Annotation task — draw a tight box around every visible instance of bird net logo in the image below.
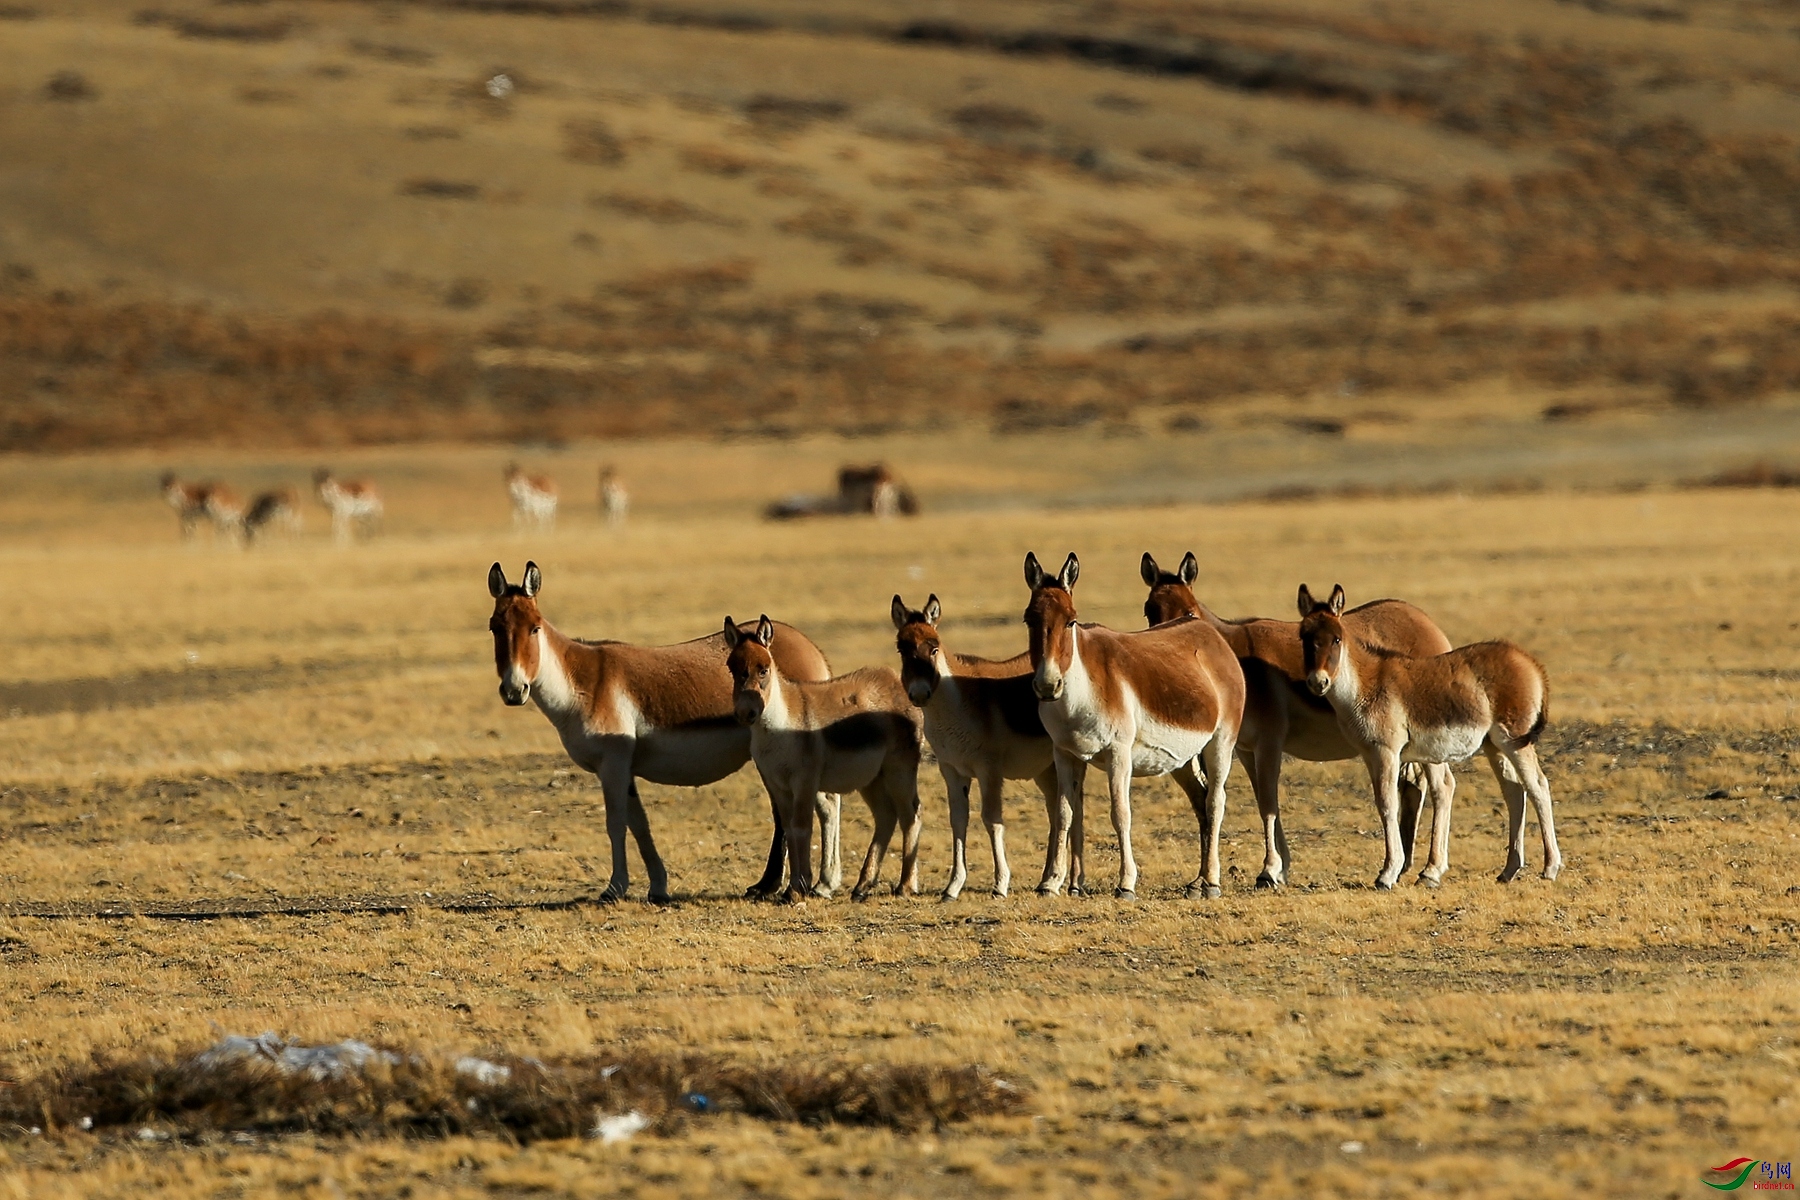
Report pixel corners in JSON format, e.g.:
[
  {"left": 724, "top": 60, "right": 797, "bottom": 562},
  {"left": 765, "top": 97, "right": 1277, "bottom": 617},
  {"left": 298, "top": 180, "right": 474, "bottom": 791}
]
[{"left": 1703, "top": 1159, "right": 1794, "bottom": 1191}]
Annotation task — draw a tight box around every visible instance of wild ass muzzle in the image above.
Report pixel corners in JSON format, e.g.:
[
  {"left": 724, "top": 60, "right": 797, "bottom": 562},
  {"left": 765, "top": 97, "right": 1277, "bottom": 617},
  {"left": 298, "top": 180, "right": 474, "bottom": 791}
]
[
  {"left": 726, "top": 615, "right": 924, "bottom": 904},
  {"left": 892, "top": 594, "right": 1056, "bottom": 899},
  {"left": 1140, "top": 550, "right": 1468, "bottom": 888},
  {"left": 1297, "top": 584, "right": 1562, "bottom": 888},
  {"left": 1024, "top": 552, "right": 1245, "bottom": 899},
  {"left": 488, "top": 562, "right": 843, "bottom": 902}
]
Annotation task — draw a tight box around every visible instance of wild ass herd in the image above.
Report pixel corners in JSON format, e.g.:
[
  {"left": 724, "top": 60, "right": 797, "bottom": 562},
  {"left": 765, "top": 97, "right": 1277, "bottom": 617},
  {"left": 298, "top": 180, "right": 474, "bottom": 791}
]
[{"left": 487, "top": 552, "right": 1562, "bottom": 904}]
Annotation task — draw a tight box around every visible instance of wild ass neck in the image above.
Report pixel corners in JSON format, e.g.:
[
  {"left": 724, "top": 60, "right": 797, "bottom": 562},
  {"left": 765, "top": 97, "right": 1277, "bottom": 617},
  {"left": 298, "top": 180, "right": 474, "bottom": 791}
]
[{"left": 530, "top": 625, "right": 584, "bottom": 722}]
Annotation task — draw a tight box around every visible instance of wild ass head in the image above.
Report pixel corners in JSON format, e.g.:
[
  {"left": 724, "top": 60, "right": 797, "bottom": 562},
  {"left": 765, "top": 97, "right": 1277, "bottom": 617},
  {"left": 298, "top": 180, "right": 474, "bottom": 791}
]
[
  {"left": 723, "top": 614, "right": 777, "bottom": 725},
  {"left": 487, "top": 561, "right": 544, "bottom": 706},
  {"left": 1022, "top": 551, "right": 1080, "bottom": 701},
  {"left": 891, "top": 594, "right": 944, "bottom": 707},
  {"left": 1140, "top": 551, "right": 1201, "bottom": 627},
  {"left": 1295, "top": 583, "right": 1349, "bottom": 696}
]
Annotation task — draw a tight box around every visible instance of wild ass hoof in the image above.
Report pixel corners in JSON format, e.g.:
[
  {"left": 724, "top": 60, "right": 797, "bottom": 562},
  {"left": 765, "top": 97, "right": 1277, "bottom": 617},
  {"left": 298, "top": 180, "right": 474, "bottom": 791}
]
[
  {"left": 1254, "top": 873, "right": 1282, "bottom": 891},
  {"left": 1184, "top": 883, "right": 1222, "bottom": 900},
  {"left": 1541, "top": 864, "right": 1562, "bottom": 882},
  {"left": 1114, "top": 888, "right": 1137, "bottom": 901},
  {"left": 1372, "top": 877, "right": 1395, "bottom": 891},
  {"left": 939, "top": 889, "right": 961, "bottom": 903},
  {"left": 743, "top": 885, "right": 777, "bottom": 901},
  {"left": 808, "top": 882, "right": 836, "bottom": 899},
  {"left": 992, "top": 885, "right": 1009, "bottom": 898},
  {"left": 646, "top": 892, "right": 674, "bottom": 906},
  {"left": 1496, "top": 862, "right": 1523, "bottom": 884},
  {"left": 1416, "top": 874, "right": 1441, "bottom": 890},
  {"left": 778, "top": 888, "right": 808, "bottom": 906}
]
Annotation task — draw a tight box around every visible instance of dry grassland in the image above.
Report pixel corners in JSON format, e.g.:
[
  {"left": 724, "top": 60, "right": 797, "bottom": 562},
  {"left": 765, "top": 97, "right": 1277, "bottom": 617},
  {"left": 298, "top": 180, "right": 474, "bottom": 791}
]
[{"left": 0, "top": 438, "right": 1796, "bottom": 1197}]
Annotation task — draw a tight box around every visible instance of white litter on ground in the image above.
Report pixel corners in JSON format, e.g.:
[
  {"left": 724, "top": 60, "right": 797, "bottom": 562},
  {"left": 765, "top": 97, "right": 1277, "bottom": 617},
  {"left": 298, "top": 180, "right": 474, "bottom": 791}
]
[
  {"left": 454, "top": 1056, "right": 512, "bottom": 1086},
  {"left": 1340, "top": 1140, "right": 1366, "bottom": 1154},
  {"left": 191, "top": 1032, "right": 399, "bottom": 1081},
  {"left": 592, "top": 1110, "right": 651, "bottom": 1144}
]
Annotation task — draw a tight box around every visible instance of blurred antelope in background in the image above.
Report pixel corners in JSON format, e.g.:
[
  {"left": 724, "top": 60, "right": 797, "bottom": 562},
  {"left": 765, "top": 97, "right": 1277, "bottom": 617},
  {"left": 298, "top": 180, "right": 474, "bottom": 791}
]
[
  {"left": 243, "top": 487, "right": 303, "bottom": 545},
  {"left": 599, "top": 465, "right": 628, "bottom": 527},
  {"left": 160, "top": 473, "right": 244, "bottom": 543},
  {"left": 892, "top": 593, "right": 1056, "bottom": 900},
  {"left": 1025, "top": 552, "right": 1245, "bottom": 899},
  {"left": 726, "top": 614, "right": 923, "bottom": 903},
  {"left": 1297, "top": 584, "right": 1562, "bottom": 889},
  {"left": 314, "top": 469, "right": 383, "bottom": 544},
  {"left": 506, "top": 464, "right": 558, "bottom": 531},
  {"left": 1140, "top": 551, "right": 1464, "bottom": 889}
]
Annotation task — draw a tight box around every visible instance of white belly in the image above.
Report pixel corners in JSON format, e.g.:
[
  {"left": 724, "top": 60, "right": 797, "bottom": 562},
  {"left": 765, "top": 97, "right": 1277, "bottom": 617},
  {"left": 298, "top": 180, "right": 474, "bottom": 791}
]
[
  {"left": 1129, "top": 709, "right": 1213, "bottom": 777},
  {"left": 1402, "top": 724, "right": 1487, "bottom": 765}
]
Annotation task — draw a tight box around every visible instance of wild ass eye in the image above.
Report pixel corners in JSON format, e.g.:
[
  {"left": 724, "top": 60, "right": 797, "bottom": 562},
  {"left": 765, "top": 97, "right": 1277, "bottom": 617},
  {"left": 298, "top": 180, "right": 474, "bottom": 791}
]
[{"left": 530, "top": 626, "right": 541, "bottom": 635}]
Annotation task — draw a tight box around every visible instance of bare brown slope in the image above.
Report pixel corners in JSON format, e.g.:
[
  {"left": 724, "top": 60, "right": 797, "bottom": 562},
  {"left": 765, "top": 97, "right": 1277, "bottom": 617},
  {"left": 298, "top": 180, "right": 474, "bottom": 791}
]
[{"left": 2, "top": 0, "right": 1799, "bottom": 449}]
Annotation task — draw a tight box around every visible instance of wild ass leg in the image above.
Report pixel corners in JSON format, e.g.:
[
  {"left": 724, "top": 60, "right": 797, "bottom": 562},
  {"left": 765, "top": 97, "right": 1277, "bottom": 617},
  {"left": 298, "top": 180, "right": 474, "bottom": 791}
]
[
  {"left": 892, "top": 764, "right": 924, "bottom": 897},
  {"left": 780, "top": 781, "right": 817, "bottom": 904},
  {"left": 746, "top": 768, "right": 787, "bottom": 899},
  {"left": 1485, "top": 744, "right": 1530, "bottom": 883},
  {"left": 852, "top": 786, "right": 898, "bottom": 901},
  {"left": 941, "top": 765, "right": 974, "bottom": 901},
  {"left": 1499, "top": 742, "right": 1562, "bottom": 881},
  {"left": 622, "top": 781, "right": 671, "bottom": 903},
  {"left": 595, "top": 757, "right": 636, "bottom": 901},
  {"left": 1038, "top": 751, "right": 1084, "bottom": 895},
  {"left": 1200, "top": 734, "right": 1234, "bottom": 896},
  {"left": 980, "top": 768, "right": 1016, "bottom": 897},
  {"left": 1171, "top": 757, "right": 1215, "bottom": 899},
  {"left": 1415, "top": 764, "right": 1457, "bottom": 887},
  {"left": 1397, "top": 762, "right": 1426, "bottom": 877},
  {"left": 1242, "top": 744, "right": 1289, "bottom": 889},
  {"left": 814, "top": 792, "right": 843, "bottom": 895},
  {"left": 1365, "top": 748, "right": 1408, "bottom": 890},
  {"left": 1104, "top": 744, "right": 1139, "bottom": 899}
]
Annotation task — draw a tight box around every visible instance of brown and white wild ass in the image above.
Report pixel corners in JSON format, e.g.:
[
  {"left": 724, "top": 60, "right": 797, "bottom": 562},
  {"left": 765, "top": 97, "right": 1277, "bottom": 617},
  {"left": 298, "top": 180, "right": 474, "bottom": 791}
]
[
  {"left": 892, "top": 594, "right": 1056, "bottom": 899},
  {"left": 161, "top": 473, "right": 245, "bottom": 542},
  {"left": 243, "top": 487, "right": 303, "bottom": 544},
  {"left": 489, "top": 563, "right": 843, "bottom": 902},
  {"left": 1297, "top": 584, "right": 1562, "bottom": 888},
  {"left": 1140, "top": 551, "right": 1465, "bottom": 888},
  {"left": 599, "top": 466, "right": 628, "bottom": 527},
  {"left": 1024, "top": 552, "right": 1245, "bottom": 899},
  {"left": 725, "top": 615, "right": 924, "bottom": 903},
  {"left": 506, "top": 464, "right": 559, "bottom": 531},
  {"left": 314, "top": 470, "right": 383, "bottom": 544}
]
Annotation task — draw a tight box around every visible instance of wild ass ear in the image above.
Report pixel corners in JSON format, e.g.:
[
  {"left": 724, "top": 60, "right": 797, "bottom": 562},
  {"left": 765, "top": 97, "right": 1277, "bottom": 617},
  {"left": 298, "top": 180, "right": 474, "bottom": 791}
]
[
  {"left": 923, "top": 594, "right": 941, "bottom": 626},
  {"left": 1023, "top": 552, "right": 1045, "bottom": 590},
  {"left": 487, "top": 563, "right": 507, "bottom": 599},
  {"left": 755, "top": 615, "right": 775, "bottom": 646},
  {"left": 1328, "top": 584, "right": 1347, "bottom": 616},
  {"left": 891, "top": 594, "right": 910, "bottom": 630},
  {"left": 1297, "top": 583, "right": 1317, "bottom": 617},
  {"left": 1178, "top": 551, "right": 1199, "bottom": 586},
  {"left": 521, "top": 561, "right": 542, "bottom": 598},
  {"left": 722, "top": 616, "right": 742, "bottom": 648},
  {"left": 1139, "top": 553, "right": 1160, "bottom": 587},
  {"left": 1058, "top": 553, "right": 1080, "bottom": 592}
]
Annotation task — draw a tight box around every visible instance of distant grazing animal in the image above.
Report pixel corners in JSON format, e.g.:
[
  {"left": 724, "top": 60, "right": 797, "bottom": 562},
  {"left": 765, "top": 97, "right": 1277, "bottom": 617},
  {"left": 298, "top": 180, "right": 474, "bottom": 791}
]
[
  {"left": 892, "top": 593, "right": 1055, "bottom": 899},
  {"left": 599, "top": 466, "right": 628, "bottom": 527},
  {"left": 160, "top": 473, "right": 245, "bottom": 542},
  {"left": 765, "top": 462, "right": 919, "bottom": 520},
  {"left": 1140, "top": 551, "right": 1468, "bottom": 888},
  {"left": 313, "top": 470, "right": 383, "bottom": 544},
  {"left": 725, "top": 614, "right": 924, "bottom": 903},
  {"left": 1025, "top": 552, "right": 1245, "bottom": 899},
  {"left": 489, "top": 562, "right": 843, "bottom": 902},
  {"left": 506, "top": 464, "right": 559, "bottom": 531},
  {"left": 1296, "top": 584, "right": 1562, "bottom": 888},
  {"left": 243, "top": 487, "right": 303, "bottom": 544}
]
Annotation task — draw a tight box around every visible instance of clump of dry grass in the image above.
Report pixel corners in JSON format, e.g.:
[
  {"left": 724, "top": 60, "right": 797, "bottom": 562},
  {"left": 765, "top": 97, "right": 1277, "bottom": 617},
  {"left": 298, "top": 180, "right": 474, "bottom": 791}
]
[{"left": 0, "top": 1040, "right": 1026, "bottom": 1141}]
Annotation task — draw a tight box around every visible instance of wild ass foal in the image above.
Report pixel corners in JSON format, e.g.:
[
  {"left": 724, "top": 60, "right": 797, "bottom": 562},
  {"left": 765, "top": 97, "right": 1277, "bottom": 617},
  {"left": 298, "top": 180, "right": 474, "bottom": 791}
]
[
  {"left": 488, "top": 563, "right": 843, "bottom": 901},
  {"left": 892, "top": 594, "right": 1056, "bottom": 899},
  {"left": 1140, "top": 551, "right": 1460, "bottom": 887},
  {"left": 726, "top": 615, "right": 924, "bottom": 903},
  {"left": 1024, "top": 553, "right": 1245, "bottom": 899},
  {"left": 1297, "top": 584, "right": 1563, "bottom": 888}
]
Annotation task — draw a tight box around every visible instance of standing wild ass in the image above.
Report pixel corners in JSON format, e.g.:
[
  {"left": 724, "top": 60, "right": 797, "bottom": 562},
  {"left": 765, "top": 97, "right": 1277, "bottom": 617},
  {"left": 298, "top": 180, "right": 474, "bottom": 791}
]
[
  {"left": 1296, "top": 584, "right": 1562, "bottom": 888},
  {"left": 892, "top": 594, "right": 1056, "bottom": 899},
  {"left": 1024, "top": 552, "right": 1245, "bottom": 899},
  {"left": 488, "top": 563, "right": 843, "bottom": 901},
  {"left": 161, "top": 474, "right": 245, "bottom": 542},
  {"left": 725, "top": 615, "right": 924, "bottom": 903},
  {"left": 1140, "top": 551, "right": 1464, "bottom": 887}
]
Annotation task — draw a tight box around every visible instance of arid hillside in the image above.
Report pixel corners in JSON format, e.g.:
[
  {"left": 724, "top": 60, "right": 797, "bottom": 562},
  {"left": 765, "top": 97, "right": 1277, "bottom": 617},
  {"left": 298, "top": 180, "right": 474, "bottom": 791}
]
[{"left": 3, "top": 0, "right": 1800, "bottom": 449}]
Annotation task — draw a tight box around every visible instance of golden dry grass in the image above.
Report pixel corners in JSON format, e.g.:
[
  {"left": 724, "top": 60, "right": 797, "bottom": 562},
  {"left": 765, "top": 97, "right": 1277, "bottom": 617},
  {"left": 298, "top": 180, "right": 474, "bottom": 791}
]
[{"left": 0, "top": 436, "right": 1796, "bottom": 1196}]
